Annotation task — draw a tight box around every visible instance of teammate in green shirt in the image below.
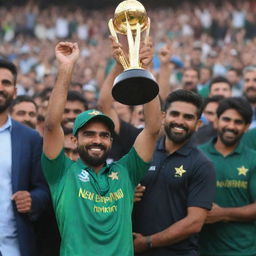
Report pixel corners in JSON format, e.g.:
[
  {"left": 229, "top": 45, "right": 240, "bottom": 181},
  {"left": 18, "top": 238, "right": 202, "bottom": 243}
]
[
  {"left": 41, "top": 41, "right": 161, "bottom": 256},
  {"left": 199, "top": 97, "right": 256, "bottom": 256},
  {"left": 242, "top": 127, "right": 256, "bottom": 150}
]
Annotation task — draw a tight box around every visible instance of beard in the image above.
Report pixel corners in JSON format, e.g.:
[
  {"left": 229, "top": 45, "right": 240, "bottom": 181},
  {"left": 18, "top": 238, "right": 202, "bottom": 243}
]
[
  {"left": 164, "top": 122, "right": 193, "bottom": 144},
  {"left": 61, "top": 118, "right": 75, "bottom": 129},
  {"left": 77, "top": 143, "right": 110, "bottom": 167},
  {"left": 183, "top": 82, "right": 197, "bottom": 92},
  {"left": 244, "top": 87, "right": 256, "bottom": 104},
  {"left": 218, "top": 128, "right": 242, "bottom": 147},
  {"left": 0, "top": 91, "right": 13, "bottom": 113},
  {"left": 22, "top": 120, "right": 36, "bottom": 129}
]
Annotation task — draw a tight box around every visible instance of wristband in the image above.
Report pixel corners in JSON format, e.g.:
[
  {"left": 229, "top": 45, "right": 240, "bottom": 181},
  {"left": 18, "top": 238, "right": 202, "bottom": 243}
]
[{"left": 145, "top": 236, "right": 152, "bottom": 249}]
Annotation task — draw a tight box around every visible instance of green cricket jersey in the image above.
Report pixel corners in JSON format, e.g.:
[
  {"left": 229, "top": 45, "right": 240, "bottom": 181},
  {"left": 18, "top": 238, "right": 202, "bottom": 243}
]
[
  {"left": 242, "top": 128, "right": 256, "bottom": 150},
  {"left": 199, "top": 139, "right": 256, "bottom": 256},
  {"left": 41, "top": 147, "right": 149, "bottom": 256}
]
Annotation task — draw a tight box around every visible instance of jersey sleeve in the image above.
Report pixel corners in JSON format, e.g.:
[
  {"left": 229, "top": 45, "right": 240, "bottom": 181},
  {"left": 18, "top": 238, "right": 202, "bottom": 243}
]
[
  {"left": 41, "top": 149, "right": 72, "bottom": 186},
  {"left": 187, "top": 160, "right": 216, "bottom": 210}
]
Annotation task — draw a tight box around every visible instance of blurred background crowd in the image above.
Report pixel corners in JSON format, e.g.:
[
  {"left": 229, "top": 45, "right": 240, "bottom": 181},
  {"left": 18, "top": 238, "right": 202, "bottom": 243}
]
[
  {"left": 1, "top": 0, "right": 256, "bottom": 255},
  {"left": 1, "top": 0, "right": 256, "bottom": 108}
]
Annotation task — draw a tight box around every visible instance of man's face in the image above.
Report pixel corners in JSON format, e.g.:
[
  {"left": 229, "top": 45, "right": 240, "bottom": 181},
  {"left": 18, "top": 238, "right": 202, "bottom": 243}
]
[
  {"left": 210, "top": 82, "right": 232, "bottom": 98},
  {"left": 200, "top": 68, "right": 211, "bottom": 84},
  {"left": 11, "top": 101, "right": 37, "bottom": 129},
  {"left": 163, "top": 101, "right": 201, "bottom": 144},
  {"left": 227, "top": 70, "right": 239, "bottom": 84},
  {"left": 217, "top": 109, "right": 248, "bottom": 147},
  {"left": 64, "top": 134, "right": 79, "bottom": 161},
  {"left": 0, "top": 68, "right": 16, "bottom": 113},
  {"left": 243, "top": 71, "right": 256, "bottom": 104},
  {"left": 76, "top": 121, "right": 112, "bottom": 168},
  {"left": 182, "top": 69, "right": 199, "bottom": 92},
  {"left": 203, "top": 102, "right": 219, "bottom": 124},
  {"left": 62, "top": 100, "right": 85, "bottom": 129}
]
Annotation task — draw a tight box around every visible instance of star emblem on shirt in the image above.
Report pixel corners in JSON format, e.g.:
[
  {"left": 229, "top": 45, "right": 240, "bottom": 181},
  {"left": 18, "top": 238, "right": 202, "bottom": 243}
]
[
  {"left": 174, "top": 165, "right": 186, "bottom": 177},
  {"left": 237, "top": 166, "right": 248, "bottom": 176},
  {"left": 108, "top": 172, "right": 119, "bottom": 180},
  {"left": 89, "top": 110, "right": 101, "bottom": 116}
]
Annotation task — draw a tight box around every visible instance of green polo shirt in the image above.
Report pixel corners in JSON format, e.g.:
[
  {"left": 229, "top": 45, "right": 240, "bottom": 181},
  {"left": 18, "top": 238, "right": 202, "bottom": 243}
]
[
  {"left": 241, "top": 128, "right": 256, "bottom": 150},
  {"left": 41, "top": 147, "right": 149, "bottom": 256},
  {"left": 199, "top": 139, "right": 256, "bottom": 256},
  {"left": 198, "top": 84, "right": 209, "bottom": 98}
]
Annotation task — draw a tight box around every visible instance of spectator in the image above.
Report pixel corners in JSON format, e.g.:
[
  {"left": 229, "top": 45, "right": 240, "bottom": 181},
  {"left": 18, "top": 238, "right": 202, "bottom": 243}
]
[
  {"left": 0, "top": 59, "right": 50, "bottom": 256},
  {"left": 242, "top": 66, "right": 256, "bottom": 129},
  {"left": 182, "top": 67, "right": 200, "bottom": 93},
  {"left": 10, "top": 95, "right": 38, "bottom": 129},
  {"left": 62, "top": 90, "right": 88, "bottom": 129},
  {"left": 209, "top": 76, "right": 232, "bottom": 98},
  {"left": 193, "top": 95, "right": 224, "bottom": 145},
  {"left": 227, "top": 68, "right": 242, "bottom": 96}
]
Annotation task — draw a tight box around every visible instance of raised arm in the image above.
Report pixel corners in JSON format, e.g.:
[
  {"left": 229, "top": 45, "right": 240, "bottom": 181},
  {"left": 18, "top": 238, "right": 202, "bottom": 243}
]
[
  {"left": 158, "top": 44, "right": 174, "bottom": 102},
  {"left": 133, "top": 39, "right": 162, "bottom": 162},
  {"left": 97, "top": 59, "right": 123, "bottom": 134},
  {"left": 43, "top": 42, "right": 79, "bottom": 159}
]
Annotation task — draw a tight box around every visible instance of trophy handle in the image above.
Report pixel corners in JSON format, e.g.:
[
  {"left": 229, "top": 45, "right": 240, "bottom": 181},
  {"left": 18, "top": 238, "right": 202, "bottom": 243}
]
[
  {"left": 108, "top": 19, "right": 129, "bottom": 70},
  {"left": 144, "top": 17, "right": 150, "bottom": 44}
]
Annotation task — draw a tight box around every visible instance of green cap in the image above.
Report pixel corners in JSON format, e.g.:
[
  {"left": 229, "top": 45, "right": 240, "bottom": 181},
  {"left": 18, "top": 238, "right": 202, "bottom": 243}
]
[{"left": 72, "top": 109, "right": 115, "bottom": 136}]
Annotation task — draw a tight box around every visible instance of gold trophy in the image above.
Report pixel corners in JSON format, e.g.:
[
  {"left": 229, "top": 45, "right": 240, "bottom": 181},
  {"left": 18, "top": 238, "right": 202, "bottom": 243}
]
[{"left": 109, "top": 0, "right": 159, "bottom": 105}]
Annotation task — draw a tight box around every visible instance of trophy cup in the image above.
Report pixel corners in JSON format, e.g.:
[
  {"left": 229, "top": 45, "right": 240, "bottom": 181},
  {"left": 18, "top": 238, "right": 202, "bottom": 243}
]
[{"left": 108, "top": 0, "right": 159, "bottom": 105}]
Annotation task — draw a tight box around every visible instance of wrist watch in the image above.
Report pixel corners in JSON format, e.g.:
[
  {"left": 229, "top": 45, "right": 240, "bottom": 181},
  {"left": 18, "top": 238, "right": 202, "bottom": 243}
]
[{"left": 145, "top": 236, "right": 153, "bottom": 249}]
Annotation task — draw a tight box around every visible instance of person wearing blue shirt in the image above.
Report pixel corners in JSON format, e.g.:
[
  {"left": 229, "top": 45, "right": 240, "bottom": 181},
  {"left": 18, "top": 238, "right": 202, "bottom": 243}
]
[{"left": 0, "top": 59, "right": 50, "bottom": 256}]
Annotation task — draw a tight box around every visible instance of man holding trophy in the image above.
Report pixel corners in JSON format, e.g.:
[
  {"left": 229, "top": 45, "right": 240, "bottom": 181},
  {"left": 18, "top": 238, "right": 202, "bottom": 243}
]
[{"left": 41, "top": 1, "right": 161, "bottom": 255}]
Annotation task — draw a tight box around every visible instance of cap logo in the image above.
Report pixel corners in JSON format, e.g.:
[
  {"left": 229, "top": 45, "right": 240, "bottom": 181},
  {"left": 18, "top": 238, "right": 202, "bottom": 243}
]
[
  {"left": 89, "top": 110, "right": 101, "bottom": 116},
  {"left": 174, "top": 165, "right": 186, "bottom": 177}
]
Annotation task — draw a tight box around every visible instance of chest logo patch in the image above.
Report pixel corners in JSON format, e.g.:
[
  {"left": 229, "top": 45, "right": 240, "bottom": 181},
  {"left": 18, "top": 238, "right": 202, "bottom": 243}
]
[
  {"left": 237, "top": 166, "right": 248, "bottom": 176},
  {"left": 174, "top": 165, "right": 186, "bottom": 177},
  {"left": 78, "top": 170, "right": 90, "bottom": 182},
  {"left": 149, "top": 166, "right": 156, "bottom": 171},
  {"left": 108, "top": 172, "right": 119, "bottom": 180}
]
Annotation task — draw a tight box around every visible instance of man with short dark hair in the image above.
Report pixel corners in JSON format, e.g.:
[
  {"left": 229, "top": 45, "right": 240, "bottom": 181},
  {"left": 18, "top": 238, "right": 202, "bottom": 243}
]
[
  {"left": 193, "top": 95, "right": 224, "bottom": 145},
  {"left": 10, "top": 95, "right": 38, "bottom": 129},
  {"left": 199, "top": 97, "right": 256, "bottom": 256},
  {"left": 202, "top": 95, "right": 224, "bottom": 124},
  {"left": 62, "top": 90, "right": 88, "bottom": 129},
  {"left": 41, "top": 41, "right": 161, "bottom": 256},
  {"left": 243, "top": 65, "right": 256, "bottom": 128},
  {"left": 182, "top": 67, "right": 200, "bottom": 93},
  {"left": 209, "top": 76, "right": 232, "bottom": 98},
  {"left": 227, "top": 68, "right": 242, "bottom": 96},
  {"left": 0, "top": 59, "right": 49, "bottom": 256},
  {"left": 132, "top": 89, "right": 215, "bottom": 256}
]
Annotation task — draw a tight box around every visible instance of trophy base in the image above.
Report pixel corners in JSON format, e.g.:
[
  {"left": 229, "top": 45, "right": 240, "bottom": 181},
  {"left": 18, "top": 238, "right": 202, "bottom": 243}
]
[{"left": 112, "top": 69, "right": 159, "bottom": 105}]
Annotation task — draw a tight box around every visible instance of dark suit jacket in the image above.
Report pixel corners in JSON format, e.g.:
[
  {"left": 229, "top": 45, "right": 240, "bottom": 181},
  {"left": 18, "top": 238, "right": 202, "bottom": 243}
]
[{"left": 11, "top": 119, "right": 50, "bottom": 256}]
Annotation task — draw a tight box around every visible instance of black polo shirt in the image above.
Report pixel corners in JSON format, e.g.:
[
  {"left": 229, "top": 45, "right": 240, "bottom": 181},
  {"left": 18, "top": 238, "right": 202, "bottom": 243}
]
[
  {"left": 132, "top": 137, "right": 216, "bottom": 256},
  {"left": 107, "top": 119, "right": 142, "bottom": 163}
]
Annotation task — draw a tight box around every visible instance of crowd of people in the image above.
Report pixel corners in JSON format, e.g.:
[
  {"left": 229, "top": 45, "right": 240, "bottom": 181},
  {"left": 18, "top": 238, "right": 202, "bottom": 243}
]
[
  {"left": 0, "top": 1, "right": 256, "bottom": 98},
  {"left": 1, "top": 0, "right": 256, "bottom": 256}
]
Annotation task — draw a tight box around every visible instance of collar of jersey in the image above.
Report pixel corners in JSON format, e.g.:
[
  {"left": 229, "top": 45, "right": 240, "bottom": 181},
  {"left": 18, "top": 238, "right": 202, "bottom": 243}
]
[
  {"left": 209, "top": 137, "right": 243, "bottom": 156},
  {"left": 157, "top": 136, "right": 195, "bottom": 156},
  {"left": 76, "top": 158, "right": 111, "bottom": 196}
]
